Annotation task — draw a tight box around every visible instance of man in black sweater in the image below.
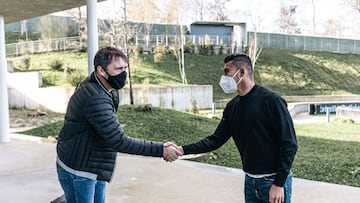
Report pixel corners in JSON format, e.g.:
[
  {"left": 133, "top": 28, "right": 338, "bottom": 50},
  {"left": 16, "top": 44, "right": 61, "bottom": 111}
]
[{"left": 177, "top": 54, "right": 298, "bottom": 203}]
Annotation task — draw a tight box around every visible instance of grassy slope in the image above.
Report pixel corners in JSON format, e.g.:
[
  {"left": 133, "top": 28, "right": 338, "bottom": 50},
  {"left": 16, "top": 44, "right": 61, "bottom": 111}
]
[{"left": 8, "top": 48, "right": 360, "bottom": 101}]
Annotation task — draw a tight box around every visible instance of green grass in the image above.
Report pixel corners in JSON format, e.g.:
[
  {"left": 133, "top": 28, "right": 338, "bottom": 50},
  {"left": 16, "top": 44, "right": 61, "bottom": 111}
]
[
  {"left": 8, "top": 48, "right": 360, "bottom": 101},
  {"left": 9, "top": 51, "right": 88, "bottom": 87},
  {"left": 20, "top": 105, "right": 360, "bottom": 187}
]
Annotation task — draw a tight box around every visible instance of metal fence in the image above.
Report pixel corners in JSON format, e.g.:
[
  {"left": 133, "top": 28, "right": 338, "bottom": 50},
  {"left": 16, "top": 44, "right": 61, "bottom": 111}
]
[
  {"left": 5, "top": 32, "right": 360, "bottom": 57},
  {"left": 5, "top": 36, "right": 85, "bottom": 56},
  {"left": 5, "top": 34, "right": 233, "bottom": 57},
  {"left": 250, "top": 32, "right": 360, "bottom": 54}
]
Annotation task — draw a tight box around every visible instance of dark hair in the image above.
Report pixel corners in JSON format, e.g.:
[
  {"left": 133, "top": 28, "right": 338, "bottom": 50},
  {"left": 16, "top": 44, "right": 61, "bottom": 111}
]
[
  {"left": 224, "top": 53, "right": 253, "bottom": 76},
  {"left": 93, "top": 47, "right": 128, "bottom": 70}
]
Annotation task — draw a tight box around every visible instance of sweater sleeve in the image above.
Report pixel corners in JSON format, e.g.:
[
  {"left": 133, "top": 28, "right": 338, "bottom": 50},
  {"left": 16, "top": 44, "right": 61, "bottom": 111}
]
[
  {"left": 270, "top": 97, "right": 298, "bottom": 186},
  {"left": 84, "top": 95, "right": 163, "bottom": 157},
  {"left": 182, "top": 108, "right": 232, "bottom": 155}
]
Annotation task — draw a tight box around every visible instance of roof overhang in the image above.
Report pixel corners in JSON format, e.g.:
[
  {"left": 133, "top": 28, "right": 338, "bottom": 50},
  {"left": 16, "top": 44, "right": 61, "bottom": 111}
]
[
  {"left": 0, "top": 0, "right": 107, "bottom": 24},
  {"left": 191, "top": 21, "right": 246, "bottom": 26}
]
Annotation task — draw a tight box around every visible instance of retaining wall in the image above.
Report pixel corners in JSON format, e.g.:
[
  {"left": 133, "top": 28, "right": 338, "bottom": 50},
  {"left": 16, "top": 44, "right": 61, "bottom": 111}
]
[
  {"left": 7, "top": 72, "right": 213, "bottom": 113},
  {"left": 336, "top": 107, "right": 360, "bottom": 121}
]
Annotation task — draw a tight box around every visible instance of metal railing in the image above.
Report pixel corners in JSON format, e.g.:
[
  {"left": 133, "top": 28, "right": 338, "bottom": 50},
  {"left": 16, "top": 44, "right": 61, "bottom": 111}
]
[
  {"left": 250, "top": 32, "right": 360, "bottom": 54},
  {"left": 5, "top": 32, "right": 360, "bottom": 57},
  {"left": 5, "top": 34, "right": 233, "bottom": 57}
]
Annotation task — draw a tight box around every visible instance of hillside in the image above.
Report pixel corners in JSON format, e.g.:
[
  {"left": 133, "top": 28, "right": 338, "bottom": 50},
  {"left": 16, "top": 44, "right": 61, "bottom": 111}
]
[{"left": 8, "top": 48, "right": 360, "bottom": 101}]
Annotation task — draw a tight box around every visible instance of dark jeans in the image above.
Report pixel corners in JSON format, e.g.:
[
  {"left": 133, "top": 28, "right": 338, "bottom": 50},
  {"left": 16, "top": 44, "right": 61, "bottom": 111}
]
[
  {"left": 244, "top": 173, "right": 292, "bottom": 203},
  {"left": 57, "top": 168, "right": 106, "bottom": 203}
]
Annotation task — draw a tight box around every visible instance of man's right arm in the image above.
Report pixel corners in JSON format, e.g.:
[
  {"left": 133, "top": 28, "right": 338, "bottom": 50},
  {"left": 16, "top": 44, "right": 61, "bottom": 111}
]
[{"left": 84, "top": 95, "right": 164, "bottom": 157}]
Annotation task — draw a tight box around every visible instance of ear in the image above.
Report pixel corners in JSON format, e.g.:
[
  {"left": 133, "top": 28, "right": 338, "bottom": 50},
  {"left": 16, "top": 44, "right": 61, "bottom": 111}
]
[
  {"left": 240, "top": 67, "right": 245, "bottom": 77},
  {"left": 96, "top": 66, "right": 107, "bottom": 77}
]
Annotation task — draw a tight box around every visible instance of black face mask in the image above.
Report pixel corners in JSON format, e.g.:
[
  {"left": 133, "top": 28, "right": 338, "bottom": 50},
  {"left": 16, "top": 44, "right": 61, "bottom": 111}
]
[{"left": 106, "top": 71, "right": 127, "bottom": 89}]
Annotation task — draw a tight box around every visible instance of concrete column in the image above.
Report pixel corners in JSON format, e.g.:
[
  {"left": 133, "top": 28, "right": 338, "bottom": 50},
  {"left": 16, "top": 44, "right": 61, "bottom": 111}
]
[
  {"left": 87, "top": 0, "right": 98, "bottom": 75},
  {"left": 0, "top": 16, "right": 10, "bottom": 143}
]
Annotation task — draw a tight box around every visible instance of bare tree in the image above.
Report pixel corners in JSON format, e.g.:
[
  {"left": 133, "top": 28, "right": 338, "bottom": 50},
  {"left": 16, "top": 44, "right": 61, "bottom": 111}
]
[
  {"left": 40, "top": 16, "right": 68, "bottom": 39},
  {"left": 101, "top": 0, "right": 136, "bottom": 104},
  {"left": 311, "top": 0, "right": 316, "bottom": 34},
  {"left": 122, "top": 0, "right": 135, "bottom": 104},
  {"left": 278, "top": 5, "right": 300, "bottom": 34},
  {"left": 163, "top": 0, "right": 188, "bottom": 84},
  {"left": 343, "top": 0, "right": 360, "bottom": 12},
  {"left": 66, "top": 7, "right": 87, "bottom": 48},
  {"left": 97, "top": 0, "right": 123, "bottom": 48},
  {"left": 323, "top": 19, "right": 342, "bottom": 36},
  {"left": 162, "top": 0, "right": 186, "bottom": 24},
  {"left": 127, "top": 0, "right": 159, "bottom": 36},
  {"left": 171, "top": 26, "right": 188, "bottom": 85},
  {"left": 190, "top": 0, "right": 211, "bottom": 21},
  {"left": 209, "top": 0, "right": 230, "bottom": 21},
  {"left": 248, "top": 25, "right": 262, "bottom": 71}
]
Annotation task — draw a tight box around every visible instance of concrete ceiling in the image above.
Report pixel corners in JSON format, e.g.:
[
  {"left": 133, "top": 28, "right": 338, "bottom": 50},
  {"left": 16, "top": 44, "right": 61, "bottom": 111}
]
[{"left": 0, "top": 0, "right": 106, "bottom": 24}]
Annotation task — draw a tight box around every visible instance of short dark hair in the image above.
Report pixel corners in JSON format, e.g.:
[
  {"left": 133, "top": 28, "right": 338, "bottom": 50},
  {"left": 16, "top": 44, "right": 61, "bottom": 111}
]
[
  {"left": 224, "top": 53, "right": 253, "bottom": 75},
  {"left": 94, "top": 47, "right": 128, "bottom": 70}
]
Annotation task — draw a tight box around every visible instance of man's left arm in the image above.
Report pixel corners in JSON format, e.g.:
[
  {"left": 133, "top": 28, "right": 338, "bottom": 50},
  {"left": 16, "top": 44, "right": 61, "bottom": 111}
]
[{"left": 272, "top": 97, "right": 298, "bottom": 187}]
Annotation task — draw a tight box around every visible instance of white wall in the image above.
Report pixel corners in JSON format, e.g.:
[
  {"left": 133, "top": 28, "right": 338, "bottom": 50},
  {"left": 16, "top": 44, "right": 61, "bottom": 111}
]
[{"left": 7, "top": 72, "right": 213, "bottom": 113}]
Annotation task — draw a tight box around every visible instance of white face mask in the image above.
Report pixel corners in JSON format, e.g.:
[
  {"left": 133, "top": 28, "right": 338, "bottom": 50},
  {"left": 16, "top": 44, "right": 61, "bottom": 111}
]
[{"left": 219, "top": 69, "right": 240, "bottom": 94}]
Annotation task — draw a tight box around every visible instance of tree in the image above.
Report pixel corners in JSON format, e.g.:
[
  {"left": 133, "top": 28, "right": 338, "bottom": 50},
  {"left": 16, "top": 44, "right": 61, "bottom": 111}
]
[
  {"left": 122, "top": 0, "right": 135, "bottom": 104},
  {"left": 127, "top": 0, "right": 159, "bottom": 35},
  {"left": 343, "top": 0, "right": 360, "bottom": 12},
  {"left": 66, "top": 7, "right": 87, "bottom": 44},
  {"left": 99, "top": 0, "right": 136, "bottom": 104},
  {"left": 311, "top": 0, "right": 316, "bottom": 34},
  {"left": 98, "top": 0, "right": 124, "bottom": 48},
  {"left": 209, "top": 0, "right": 230, "bottom": 21},
  {"left": 172, "top": 25, "right": 188, "bottom": 85},
  {"left": 278, "top": 5, "right": 300, "bottom": 34},
  {"left": 40, "top": 16, "right": 68, "bottom": 39},
  {"left": 161, "top": 0, "right": 188, "bottom": 84},
  {"left": 248, "top": 26, "right": 262, "bottom": 71},
  {"left": 189, "top": 0, "right": 231, "bottom": 22},
  {"left": 162, "top": 0, "right": 186, "bottom": 24},
  {"left": 323, "top": 19, "right": 342, "bottom": 36},
  {"left": 190, "top": 0, "right": 211, "bottom": 21}
]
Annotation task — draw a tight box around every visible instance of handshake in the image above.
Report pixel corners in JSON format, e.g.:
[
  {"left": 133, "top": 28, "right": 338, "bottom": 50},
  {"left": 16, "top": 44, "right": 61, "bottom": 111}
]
[{"left": 163, "top": 142, "right": 184, "bottom": 162}]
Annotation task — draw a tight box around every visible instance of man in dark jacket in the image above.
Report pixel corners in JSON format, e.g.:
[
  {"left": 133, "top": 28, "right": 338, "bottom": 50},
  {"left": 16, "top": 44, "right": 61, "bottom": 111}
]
[
  {"left": 56, "top": 47, "right": 181, "bottom": 203},
  {"left": 176, "top": 54, "right": 298, "bottom": 203}
]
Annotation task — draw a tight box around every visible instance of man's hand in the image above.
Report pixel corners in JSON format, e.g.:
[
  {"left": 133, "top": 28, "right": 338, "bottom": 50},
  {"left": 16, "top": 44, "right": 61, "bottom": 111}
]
[
  {"left": 269, "top": 184, "right": 284, "bottom": 203},
  {"left": 163, "top": 142, "right": 183, "bottom": 162}
]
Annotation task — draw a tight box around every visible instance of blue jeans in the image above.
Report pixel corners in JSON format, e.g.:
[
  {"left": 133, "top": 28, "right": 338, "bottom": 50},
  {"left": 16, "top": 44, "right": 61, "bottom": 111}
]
[
  {"left": 244, "top": 173, "right": 292, "bottom": 203},
  {"left": 57, "top": 168, "right": 106, "bottom": 203}
]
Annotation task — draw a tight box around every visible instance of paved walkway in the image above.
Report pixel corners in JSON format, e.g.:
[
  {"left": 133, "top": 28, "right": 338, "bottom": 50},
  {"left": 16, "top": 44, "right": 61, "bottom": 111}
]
[{"left": 1, "top": 133, "right": 360, "bottom": 203}]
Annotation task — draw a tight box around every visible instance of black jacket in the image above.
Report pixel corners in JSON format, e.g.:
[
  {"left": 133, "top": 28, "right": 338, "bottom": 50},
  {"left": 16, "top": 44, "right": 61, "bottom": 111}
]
[
  {"left": 56, "top": 72, "right": 163, "bottom": 182},
  {"left": 183, "top": 85, "right": 297, "bottom": 187}
]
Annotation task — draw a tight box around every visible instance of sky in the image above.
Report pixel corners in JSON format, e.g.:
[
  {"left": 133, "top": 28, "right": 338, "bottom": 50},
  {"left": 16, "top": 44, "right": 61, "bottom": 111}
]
[
  {"left": 226, "top": 0, "right": 359, "bottom": 38},
  {"left": 55, "top": 0, "right": 360, "bottom": 39}
]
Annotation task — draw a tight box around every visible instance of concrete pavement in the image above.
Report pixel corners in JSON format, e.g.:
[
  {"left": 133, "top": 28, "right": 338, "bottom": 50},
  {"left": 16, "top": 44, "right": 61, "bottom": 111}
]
[{"left": 1, "top": 133, "right": 360, "bottom": 203}]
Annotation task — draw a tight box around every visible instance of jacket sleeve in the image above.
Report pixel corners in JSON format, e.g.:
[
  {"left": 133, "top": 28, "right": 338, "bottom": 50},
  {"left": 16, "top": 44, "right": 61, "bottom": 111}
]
[
  {"left": 270, "top": 97, "right": 298, "bottom": 186},
  {"left": 182, "top": 108, "right": 232, "bottom": 155},
  {"left": 83, "top": 94, "right": 163, "bottom": 157}
]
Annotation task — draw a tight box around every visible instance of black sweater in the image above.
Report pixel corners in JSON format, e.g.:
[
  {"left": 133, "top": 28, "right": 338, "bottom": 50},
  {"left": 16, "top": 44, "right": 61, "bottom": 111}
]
[
  {"left": 56, "top": 72, "right": 163, "bottom": 182},
  {"left": 182, "top": 85, "right": 298, "bottom": 186}
]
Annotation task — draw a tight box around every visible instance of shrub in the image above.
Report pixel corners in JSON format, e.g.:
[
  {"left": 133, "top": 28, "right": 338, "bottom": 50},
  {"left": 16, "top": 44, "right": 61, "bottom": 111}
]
[
  {"left": 21, "top": 57, "right": 31, "bottom": 70},
  {"left": 49, "top": 59, "right": 63, "bottom": 71},
  {"left": 189, "top": 97, "right": 199, "bottom": 114},
  {"left": 66, "top": 69, "right": 86, "bottom": 86},
  {"left": 153, "top": 45, "right": 168, "bottom": 63}
]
